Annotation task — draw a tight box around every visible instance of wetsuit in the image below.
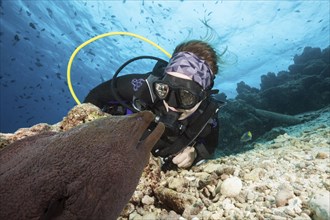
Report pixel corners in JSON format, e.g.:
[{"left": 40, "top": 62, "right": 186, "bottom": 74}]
[{"left": 84, "top": 62, "right": 220, "bottom": 169}]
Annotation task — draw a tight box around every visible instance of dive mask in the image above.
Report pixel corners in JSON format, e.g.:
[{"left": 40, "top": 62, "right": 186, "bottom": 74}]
[{"left": 153, "top": 74, "right": 207, "bottom": 109}]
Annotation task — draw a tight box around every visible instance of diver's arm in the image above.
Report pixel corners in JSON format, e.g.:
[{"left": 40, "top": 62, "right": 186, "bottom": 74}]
[
  {"left": 171, "top": 117, "right": 219, "bottom": 168},
  {"left": 84, "top": 80, "right": 113, "bottom": 108},
  {"left": 84, "top": 73, "right": 150, "bottom": 109},
  {"left": 171, "top": 120, "right": 218, "bottom": 169}
]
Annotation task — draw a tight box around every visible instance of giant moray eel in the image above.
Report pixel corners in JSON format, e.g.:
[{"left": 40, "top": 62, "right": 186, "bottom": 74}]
[{"left": 0, "top": 111, "right": 164, "bottom": 220}]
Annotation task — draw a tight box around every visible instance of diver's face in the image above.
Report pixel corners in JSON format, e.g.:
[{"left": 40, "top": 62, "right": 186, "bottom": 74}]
[
  {"left": 164, "top": 72, "right": 199, "bottom": 111},
  {"left": 153, "top": 73, "right": 207, "bottom": 110}
]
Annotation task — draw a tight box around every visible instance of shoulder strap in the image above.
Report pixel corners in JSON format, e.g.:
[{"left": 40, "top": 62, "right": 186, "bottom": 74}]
[{"left": 153, "top": 98, "right": 225, "bottom": 157}]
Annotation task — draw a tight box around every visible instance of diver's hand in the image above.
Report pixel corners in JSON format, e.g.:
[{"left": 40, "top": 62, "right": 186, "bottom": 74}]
[{"left": 172, "top": 146, "right": 197, "bottom": 169}]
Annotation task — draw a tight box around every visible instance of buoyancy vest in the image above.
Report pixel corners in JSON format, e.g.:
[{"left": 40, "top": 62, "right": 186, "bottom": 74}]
[{"left": 151, "top": 97, "right": 226, "bottom": 157}]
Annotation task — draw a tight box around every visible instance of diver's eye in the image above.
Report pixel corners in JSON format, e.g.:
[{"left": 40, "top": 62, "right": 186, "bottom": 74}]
[
  {"left": 154, "top": 83, "right": 169, "bottom": 99},
  {"left": 179, "top": 89, "right": 197, "bottom": 107}
]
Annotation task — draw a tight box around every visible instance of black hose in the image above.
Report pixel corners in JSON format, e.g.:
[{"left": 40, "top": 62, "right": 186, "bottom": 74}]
[{"left": 110, "top": 56, "right": 167, "bottom": 112}]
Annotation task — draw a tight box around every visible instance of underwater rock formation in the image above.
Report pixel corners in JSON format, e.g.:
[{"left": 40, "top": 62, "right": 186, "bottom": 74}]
[
  {"left": 0, "top": 102, "right": 329, "bottom": 220},
  {"left": 215, "top": 99, "right": 306, "bottom": 156},
  {"left": 59, "top": 102, "right": 108, "bottom": 131},
  {"left": 216, "top": 46, "right": 329, "bottom": 155},
  {"left": 0, "top": 108, "right": 164, "bottom": 220},
  {"left": 236, "top": 46, "right": 330, "bottom": 115},
  {"left": 0, "top": 103, "right": 109, "bottom": 149}
]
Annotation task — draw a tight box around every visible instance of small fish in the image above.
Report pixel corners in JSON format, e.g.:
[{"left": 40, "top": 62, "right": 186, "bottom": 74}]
[
  {"left": 35, "top": 62, "right": 43, "bottom": 67},
  {"left": 14, "top": 34, "right": 20, "bottom": 42},
  {"left": 240, "top": 131, "right": 252, "bottom": 143},
  {"left": 100, "top": 74, "right": 105, "bottom": 82},
  {"left": 26, "top": 116, "right": 34, "bottom": 123},
  {"left": 29, "top": 22, "right": 36, "bottom": 29},
  {"left": 46, "top": 8, "right": 53, "bottom": 18},
  {"left": 56, "top": 72, "right": 62, "bottom": 79}
]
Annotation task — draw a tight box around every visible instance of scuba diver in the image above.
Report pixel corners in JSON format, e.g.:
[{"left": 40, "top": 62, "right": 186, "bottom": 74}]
[{"left": 84, "top": 40, "right": 225, "bottom": 171}]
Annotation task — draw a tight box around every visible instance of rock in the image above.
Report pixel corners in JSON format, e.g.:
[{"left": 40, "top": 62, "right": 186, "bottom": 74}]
[
  {"left": 308, "top": 191, "right": 330, "bottom": 220},
  {"left": 129, "top": 211, "right": 142, "bottom": 220},
  {"left": 294, "top": 47, "right": 322, "bottom": 65},
  {"left": 193, "top": 172, "right": 212, "bottom": 188},
  {"left": 0, "top": 103, "right": 109, "bottom": 149},
  {"left": 222, "top": 198, "right": 236, "bottom": 210},
  {"left": 294, "top": 213, "right": 312, "bottom": 219},
  {"left": 243, "top": 167, "right": 265, "bottom": 181},
  {"left": 131, "top": 191, "right": 144, "bottom": 204},
  {"left": 141, "top": 212, "right": 157, "bottom": 220},
  {"left": 220, "top": 176, "right": 243, "bottom": 197},
  {"left": 233, "top": 46, "right": 330, "bottom": 118},
  {"left": 289, "top": 63, "right": 304, "bottom": 74},
  {"left": 182, "top": 201, "right": 204, "bottom": 218},
  {"left": 203, "top": 163, "right": 223, "bottom": 174},
  {"left": 168, "top": 176, "right": 188, "bottom": 192},
  {"left": 0, "top": 123, "right": 53, "bottom": 149},
  {"left": 275, "top": 184, "right": 295, "bottom": 207},
  {"left": 121, "top": 203, "right": 135, "bottom": 217},
  {"left": 141, "top": 195, "right": 154, "bottom": 206},
  {"left": 200, "top": 210, "right": 212, "bottom": 220},
  {"left": 302, "top": 59, "right": 327, "bottom": 75},
  {"left": 246, "top": 190, "right": 256, "bottom": 201},
  {"left": 316, "top": 152, "right": 329, "bottom": 159},
  {"left": 210, "top": 211, "right": 224, "bottom": 220},
  {"left": 154, "top": 186, "right": 197, "bottom": 214},
  {"left": 60, "top": 103, "right": 108, "bottom": 131}
]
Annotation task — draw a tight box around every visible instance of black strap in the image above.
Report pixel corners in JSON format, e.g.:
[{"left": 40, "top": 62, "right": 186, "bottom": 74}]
[
  {"left": 111, "top": 56, "right": 168, "bottom": 113},
  {"left": 153, "top": 98, "right": 225, "bottom": 157}
]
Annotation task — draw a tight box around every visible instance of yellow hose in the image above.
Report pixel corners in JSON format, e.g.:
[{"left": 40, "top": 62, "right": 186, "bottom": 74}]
[{"left": 67, "top": 31, "right": 171, "bottom": 105}]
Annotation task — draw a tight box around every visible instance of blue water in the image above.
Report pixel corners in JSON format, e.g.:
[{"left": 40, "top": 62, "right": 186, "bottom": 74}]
[{"left": 1, "top": 0, "right": 329, "bottom": 133}]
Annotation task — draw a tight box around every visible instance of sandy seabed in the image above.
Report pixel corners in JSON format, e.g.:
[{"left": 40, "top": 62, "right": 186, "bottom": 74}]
[
  {"left": 0, "top": 104, "right": 328, "bottom": 219},
  {"left": 119, "top": 108, "right": 330, "bottom": 220}
]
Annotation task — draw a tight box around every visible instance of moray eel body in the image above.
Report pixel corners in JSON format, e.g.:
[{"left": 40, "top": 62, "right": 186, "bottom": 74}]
[{"left": 0, "top": 111, "right": 164, "bottom": 220}]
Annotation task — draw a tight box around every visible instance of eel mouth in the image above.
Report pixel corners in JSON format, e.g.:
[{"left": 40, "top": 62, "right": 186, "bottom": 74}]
[{"left": 137, "top": 111, "right": 165, "bottom": 150}]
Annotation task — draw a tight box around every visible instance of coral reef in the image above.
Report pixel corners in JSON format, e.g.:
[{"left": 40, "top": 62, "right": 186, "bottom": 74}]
[
  {"left": 0, "top": 103, "right": 108, "bottom": 149},
  {"left": 216, "top": 46, "right": 330, "bottom": 155},
  {"left": 236, "top": 46, "right": 329, "bottom": 115},
  {"left": 118, "top": 109, "right": 330, "bottom": 219},
  {"left": 1, "top": 105, "right": 329, "bottom": 220}
]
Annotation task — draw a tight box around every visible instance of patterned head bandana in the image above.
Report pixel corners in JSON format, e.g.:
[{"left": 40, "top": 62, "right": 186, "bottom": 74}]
[{"left": 164, "top": 51, "right": 214, "bottom": 90}]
